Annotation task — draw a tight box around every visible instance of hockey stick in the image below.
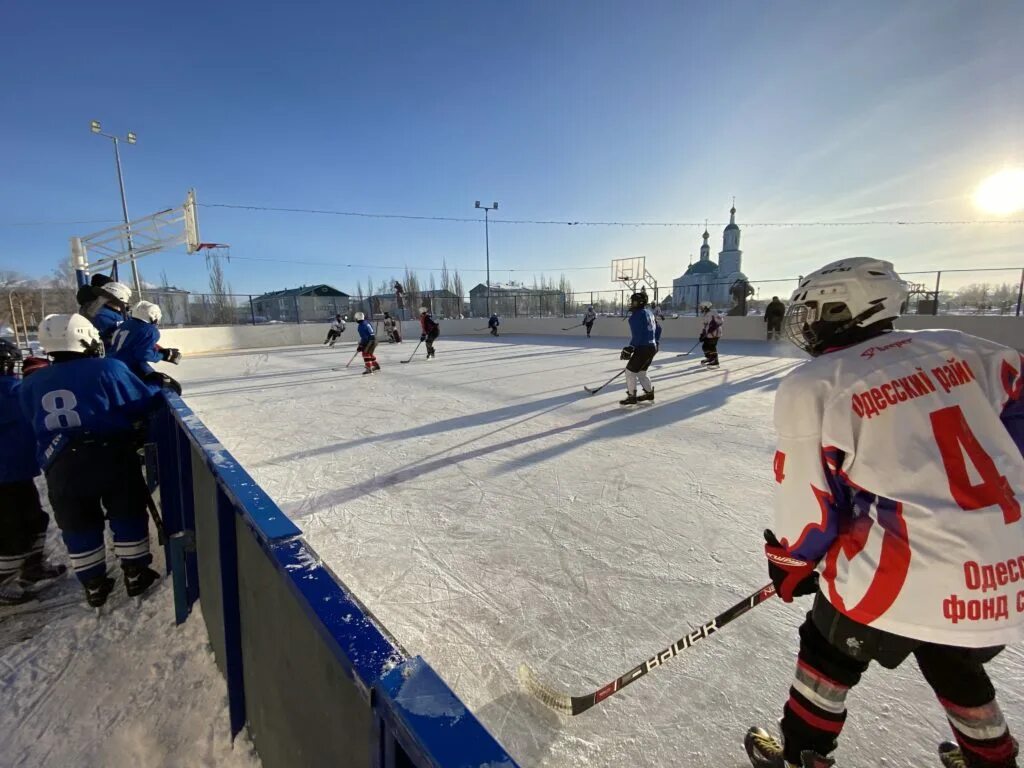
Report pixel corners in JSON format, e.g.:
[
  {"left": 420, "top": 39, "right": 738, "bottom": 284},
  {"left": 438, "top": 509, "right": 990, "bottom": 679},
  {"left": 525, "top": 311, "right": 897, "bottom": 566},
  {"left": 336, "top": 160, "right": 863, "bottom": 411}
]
[
  {"left": 583, "top": 368, "right": 625, "bottom": 394},
  {"left": 518, "top": 583, "right": 776, "bottom": 716},
  {"left": 400, "top": 339, "right": 424, "bottom": 363},
  {"left": 474, "top": 326, "right": 489, "bottom": 331},
  {"left": 344, "top": 349, "right": 360, "bottom": 368},
  {"left": 676, "top": 340, "right": 702, "bottom": 357},
  {"left": 561, "top": 323, "right": 583, "bottom": 331},
  {"left": 143, "top": 488, "right": 167, "bottom": 547}
]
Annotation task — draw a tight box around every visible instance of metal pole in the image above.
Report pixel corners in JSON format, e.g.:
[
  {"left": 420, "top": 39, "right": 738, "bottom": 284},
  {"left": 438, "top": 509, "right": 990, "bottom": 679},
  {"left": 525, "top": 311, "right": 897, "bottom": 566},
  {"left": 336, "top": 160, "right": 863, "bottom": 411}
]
[
  {"left": 250, "top": 296, "right": 256, "bottom": 325},
  {"left": 8, "top": 293, "right": 21, "bottom": 348},
  {"left": 485, "top": 208, "right": 491, "bottom": 316},
  {"left": 1016, "top": 268, "right": 1023, "bottom": 318},
  {"left": 934, "top": 271, "right": 941, "bottom": 316},
  {"left": 111, "top": 138, "right": 142, "bottom": 297}
]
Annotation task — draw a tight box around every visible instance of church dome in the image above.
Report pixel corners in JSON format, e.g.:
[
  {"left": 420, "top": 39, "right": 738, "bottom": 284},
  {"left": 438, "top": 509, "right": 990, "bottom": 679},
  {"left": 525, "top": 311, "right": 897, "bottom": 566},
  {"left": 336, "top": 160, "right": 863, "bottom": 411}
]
[
  {"left": 684, "top": 260, "right": 718, "bottom": 275},
  {"left": 724, "top": 206, "right": 739, "bottom": 232}
]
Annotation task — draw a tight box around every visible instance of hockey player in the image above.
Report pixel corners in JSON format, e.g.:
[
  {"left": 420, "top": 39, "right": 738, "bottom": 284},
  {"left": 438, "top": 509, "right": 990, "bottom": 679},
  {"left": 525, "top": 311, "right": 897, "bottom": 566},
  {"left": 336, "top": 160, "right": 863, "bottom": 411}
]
[
  {"left": 355, "top": 311, "right": 379, "bottom": 374},
  {"left": 19, "top": 314, "right": 169, "bottom": 608},
  {"left": 324, "top": 314, "right": 346, "bottom": 346},
  {"left": 745, "top": 258, "right": 1024, "bottom": 768},
  {"left": 583, "top": 306, "right": 597, "bottom": 337},
  {"left": 619, "top": 292, "right": 657, "bottom": 405},
  {"left": 419, "top": 307, "right": 440, "bottom": 359},
  {"left": 698, "top": 301, "right": 723, "bottom": 368},
  {"left": 382, "top": 311, "right": 401, "bottom": 343},
  {"left": 0, "top": 340, "right": 65, "bottom": 606},
  {"left": 76, "top": 273, "right": 114, "bottom": 316},
  {"left": 488, "top": 313, "right": 500, "bottom": 336},
  {"left": 764, "top": 295, "right": 786, "bottom": 341},
  {"left": 83, "top": 281, "right": 132, "bottom": 351},
  {"left": 109, "top": 301, "right": 182, "bottom": 393}
]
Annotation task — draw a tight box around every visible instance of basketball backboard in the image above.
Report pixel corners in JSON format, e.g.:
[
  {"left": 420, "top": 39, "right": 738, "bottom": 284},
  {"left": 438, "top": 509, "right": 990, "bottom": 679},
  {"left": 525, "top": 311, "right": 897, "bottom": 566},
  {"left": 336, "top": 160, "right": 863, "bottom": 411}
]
[{"left": 611, "top": 257, "right": 646, "bottom": 285}]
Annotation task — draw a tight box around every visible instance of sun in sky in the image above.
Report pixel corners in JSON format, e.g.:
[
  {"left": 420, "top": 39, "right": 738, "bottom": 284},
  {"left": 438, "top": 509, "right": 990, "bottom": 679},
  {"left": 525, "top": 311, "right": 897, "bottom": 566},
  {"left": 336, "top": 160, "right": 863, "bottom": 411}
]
[{"left": 973, "top": 168, "right": 1024, "bottom": 215}]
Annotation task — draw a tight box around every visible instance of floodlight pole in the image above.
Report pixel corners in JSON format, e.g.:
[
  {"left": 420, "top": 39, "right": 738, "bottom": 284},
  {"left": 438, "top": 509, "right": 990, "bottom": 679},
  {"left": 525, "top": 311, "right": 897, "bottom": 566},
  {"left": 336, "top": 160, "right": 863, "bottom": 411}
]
[
  {"left": 475, "top": 201, "right": 498, "bottom": 316},
  {"left": 92, "top": 122, "right": 142, "bottom": 297}
]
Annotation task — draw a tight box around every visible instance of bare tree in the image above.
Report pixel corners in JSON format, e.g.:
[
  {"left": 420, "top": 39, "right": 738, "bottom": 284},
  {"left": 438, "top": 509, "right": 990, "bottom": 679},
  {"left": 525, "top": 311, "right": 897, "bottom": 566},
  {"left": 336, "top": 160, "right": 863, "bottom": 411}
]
[{"left": 205, "top": 249, "right": 235, "bottom": 324}]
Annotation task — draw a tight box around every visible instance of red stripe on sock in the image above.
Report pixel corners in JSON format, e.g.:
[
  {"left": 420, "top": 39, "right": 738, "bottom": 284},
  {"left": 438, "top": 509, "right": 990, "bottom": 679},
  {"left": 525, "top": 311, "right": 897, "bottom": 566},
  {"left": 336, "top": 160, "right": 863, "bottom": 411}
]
[
  {"left": 787, "top": 696, "right": 844, "bottom": 735},
  {"left": 796, "top": 659, "right": 849, "bottom": 691}
]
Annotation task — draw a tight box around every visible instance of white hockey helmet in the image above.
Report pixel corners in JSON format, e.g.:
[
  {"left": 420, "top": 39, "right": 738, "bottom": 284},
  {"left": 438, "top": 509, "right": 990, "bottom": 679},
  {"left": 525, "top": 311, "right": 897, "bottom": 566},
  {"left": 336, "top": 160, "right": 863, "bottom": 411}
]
[
  {"left": 131, "top": 300, "right": 162, "bottom": 324},
  {"left": 419, "top": 306, "right": 428, "bottom": 314},
  {"left": 98, "top": 281, "right": 132, "bottom": 307},
  {"left": 698, "top": 301, "right": 713, "bottom": 313},
  {"left": 354, "top": 311, "right": 365, "bottom": 321},
  {"left": 785, "top": 257, "right": 908, "bottom": 356},
  {"left": 39, "top": 313, "right": 104, "bottom": 357}
]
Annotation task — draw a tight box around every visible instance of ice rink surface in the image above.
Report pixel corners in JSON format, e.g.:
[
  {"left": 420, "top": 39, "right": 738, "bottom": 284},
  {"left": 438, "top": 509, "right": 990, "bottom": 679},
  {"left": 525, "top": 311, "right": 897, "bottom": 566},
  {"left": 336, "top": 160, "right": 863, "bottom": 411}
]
[{"left": 177, "top": 334, "right": 1023, "bottom": 768}]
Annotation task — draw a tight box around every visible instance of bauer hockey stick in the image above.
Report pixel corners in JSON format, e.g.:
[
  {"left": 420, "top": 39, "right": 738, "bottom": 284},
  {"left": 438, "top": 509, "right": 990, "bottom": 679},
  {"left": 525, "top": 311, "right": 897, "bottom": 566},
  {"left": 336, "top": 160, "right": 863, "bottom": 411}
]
[
  {"left": 400, "top": 339, "right": 423, "bottom": 363},
  {"left": 519, "top": 582, "right": 776, "bottom": 716},
  {"left": 583, "top": 368, "right": 625, "bottom": 394}
]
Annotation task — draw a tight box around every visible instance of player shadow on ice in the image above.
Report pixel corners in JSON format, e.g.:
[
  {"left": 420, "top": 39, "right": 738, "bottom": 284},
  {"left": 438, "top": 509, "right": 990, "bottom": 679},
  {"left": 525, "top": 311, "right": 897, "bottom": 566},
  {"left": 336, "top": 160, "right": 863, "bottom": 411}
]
[
  {"left": 434, "top": 347, "right": 591, "bottom": 369},
  {"left": 279, "top": 401, "right": 631, "bottom": 516},
  {"left": 265, "top": 389, "right": 589, "bottom": 464},
  {"left": 490, "top": 361, "right": 798, "bottom": 477}
]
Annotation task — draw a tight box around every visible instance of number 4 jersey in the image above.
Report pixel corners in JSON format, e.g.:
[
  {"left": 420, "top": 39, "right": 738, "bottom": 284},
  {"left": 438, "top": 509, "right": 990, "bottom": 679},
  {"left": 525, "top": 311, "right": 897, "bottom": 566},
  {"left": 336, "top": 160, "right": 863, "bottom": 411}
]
[
  {"left": 18, "top": 357, "right": 156, "bottom": 468},
  {"left": 773, "top": 328, "right": 1024, "bottom": 647}
]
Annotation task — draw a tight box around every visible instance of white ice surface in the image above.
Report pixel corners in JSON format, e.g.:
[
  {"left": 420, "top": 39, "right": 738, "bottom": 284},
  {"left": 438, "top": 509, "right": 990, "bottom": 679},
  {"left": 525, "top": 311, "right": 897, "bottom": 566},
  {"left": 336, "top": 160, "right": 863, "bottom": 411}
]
[
  {"left": 0, "top": 509, "right": 260, "bottom": 768},
  {"left": 176, "top": 335, "right": 1023, "bottom": 768}
]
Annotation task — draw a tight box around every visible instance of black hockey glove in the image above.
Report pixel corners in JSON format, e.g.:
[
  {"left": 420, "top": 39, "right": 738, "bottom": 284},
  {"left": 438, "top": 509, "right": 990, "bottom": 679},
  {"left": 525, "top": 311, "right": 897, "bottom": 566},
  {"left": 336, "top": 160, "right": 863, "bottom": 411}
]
[
  {"left": 145, "top": 371, "right": 182, "bottom": 396},
  {"left": 620, "top": 345, "right": 634, "bottom": 361},
  {"left": 420, "top": 334, "right": 426, "bottom": 342},
  {"left": 160, "top": 347, "right": 182, "bottom": 364},
  {"left": 699, "top": 332, "right": 707, "bottom": 343},
  {"left": 356, "top": 344, "right": 365, "bottom": 353},
  {"left": 764, "top": 529, "right": 818, "bottom": 603}
]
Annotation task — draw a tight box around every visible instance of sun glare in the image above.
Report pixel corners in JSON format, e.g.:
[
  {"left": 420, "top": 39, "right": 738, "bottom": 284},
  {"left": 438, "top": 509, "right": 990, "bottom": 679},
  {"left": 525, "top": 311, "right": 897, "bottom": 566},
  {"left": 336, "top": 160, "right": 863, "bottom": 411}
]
[{"left": 973, "top": 168, "right": 1024, "bottom": 215}]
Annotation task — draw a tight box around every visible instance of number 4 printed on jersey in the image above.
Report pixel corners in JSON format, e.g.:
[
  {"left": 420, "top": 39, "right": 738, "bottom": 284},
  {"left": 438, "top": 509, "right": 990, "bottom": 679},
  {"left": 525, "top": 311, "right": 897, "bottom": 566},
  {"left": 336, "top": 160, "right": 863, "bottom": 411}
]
[{"left": 930, "top": 405, "right": 1021, "bottom": 525}]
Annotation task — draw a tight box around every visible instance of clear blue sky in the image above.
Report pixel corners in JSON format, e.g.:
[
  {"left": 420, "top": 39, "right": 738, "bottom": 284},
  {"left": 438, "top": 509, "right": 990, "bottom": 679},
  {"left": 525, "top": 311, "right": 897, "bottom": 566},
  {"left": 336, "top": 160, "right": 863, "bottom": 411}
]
[{"left": 1, "top": 0, "right": 1022, "bottom": 298}]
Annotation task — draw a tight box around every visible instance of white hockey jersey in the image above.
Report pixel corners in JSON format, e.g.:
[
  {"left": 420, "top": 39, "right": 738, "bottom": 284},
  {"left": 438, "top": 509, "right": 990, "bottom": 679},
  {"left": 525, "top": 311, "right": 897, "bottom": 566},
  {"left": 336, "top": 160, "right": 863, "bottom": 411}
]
[
  {"left": 772, "top": 329, "right": 1024, "bottom": 647},
  {"left": 702, "top": 311, "right": 724, "bottom": 339},
  {"left": 330, "top": 319, "right": 346, "bottom": 333}
]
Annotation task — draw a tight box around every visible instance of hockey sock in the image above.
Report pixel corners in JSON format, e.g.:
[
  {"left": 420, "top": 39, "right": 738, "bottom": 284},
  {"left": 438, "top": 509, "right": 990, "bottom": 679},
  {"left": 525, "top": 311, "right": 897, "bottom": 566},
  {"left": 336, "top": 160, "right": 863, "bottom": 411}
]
[
  {"left": 637, "top": 371, "right": 653, "bottom": 391},
  {"left": 62, "top": 528, "right": 107, "bottom": 584},
  {"left": 625, "top": 369, "right": 638, "bottom": 393},
  {"left": 780, "top": 618, "right": 866, "bottom": 764},
  {"left": 109, "top": 514, "right": 152, "bottom": 571},
  {"left": 917, "top": 645, "right": 1017, "bottom": 767}
]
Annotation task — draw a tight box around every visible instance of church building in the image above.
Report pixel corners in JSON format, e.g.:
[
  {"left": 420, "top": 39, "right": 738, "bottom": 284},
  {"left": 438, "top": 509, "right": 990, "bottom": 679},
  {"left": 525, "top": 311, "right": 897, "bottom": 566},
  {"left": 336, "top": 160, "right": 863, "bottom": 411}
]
[{"left": 672, "top": 204, "right": 747, "bottom": 310}]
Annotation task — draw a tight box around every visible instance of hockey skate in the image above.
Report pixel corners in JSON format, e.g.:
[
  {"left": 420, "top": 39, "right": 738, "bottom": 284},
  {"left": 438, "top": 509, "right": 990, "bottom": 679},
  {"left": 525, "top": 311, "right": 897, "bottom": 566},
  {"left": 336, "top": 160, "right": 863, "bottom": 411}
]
[
  {"left": 123, "top": 564, "right": 160, "bottom": 599},
  {"left": 637, "top": 387, "right": 654, "bottom": 402},
  {"left": 84, "top": 575, "right": 116, "bottom": 608},
  {"left": 745, "top": 727, "right": 834, "bottom": 768},
  {"left": 20, "top": 553, "right": 68, "bottom": 589},
  {"left": 363, "top": 368, "right": 373, "bottom": 375},
  {"left": 939, "top": 739, "right": 1020, "bottom": 768},
  {"left": 372, "top": 362, "right": 380, "bottom": 371},
  {"left": 0, "top": 573, "right": 34, "bottom": 606},
  {"left": 620, "top": 392, "right": 639, "bottom": 406}
]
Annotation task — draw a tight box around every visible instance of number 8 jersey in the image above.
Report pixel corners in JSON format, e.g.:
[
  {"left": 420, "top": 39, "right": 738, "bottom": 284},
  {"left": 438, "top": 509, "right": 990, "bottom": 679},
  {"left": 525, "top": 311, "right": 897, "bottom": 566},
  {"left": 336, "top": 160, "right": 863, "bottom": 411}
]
[
  {"left": 772, "top": 328, "right": 1024, "bottom": 647},
  {"left": 18, "top": 356, "right": 156, "bottom": 468}
]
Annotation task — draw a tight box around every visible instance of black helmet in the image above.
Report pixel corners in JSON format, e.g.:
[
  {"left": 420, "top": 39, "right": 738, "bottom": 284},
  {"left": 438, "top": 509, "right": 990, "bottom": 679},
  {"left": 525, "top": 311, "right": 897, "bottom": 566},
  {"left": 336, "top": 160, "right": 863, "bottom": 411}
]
[{"left": 629, "top": 292, "right": 648, "bottom": 310}]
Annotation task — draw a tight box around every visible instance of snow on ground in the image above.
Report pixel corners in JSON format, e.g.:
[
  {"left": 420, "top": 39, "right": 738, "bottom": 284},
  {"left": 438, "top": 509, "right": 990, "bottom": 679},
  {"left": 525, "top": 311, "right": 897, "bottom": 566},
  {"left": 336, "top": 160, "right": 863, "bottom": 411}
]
[
  {"left": 0, "top": 492, "right": 260, "bottom": 768},
  {"left": 176, "top": 335, "right": 1023, "bottom": 768}
]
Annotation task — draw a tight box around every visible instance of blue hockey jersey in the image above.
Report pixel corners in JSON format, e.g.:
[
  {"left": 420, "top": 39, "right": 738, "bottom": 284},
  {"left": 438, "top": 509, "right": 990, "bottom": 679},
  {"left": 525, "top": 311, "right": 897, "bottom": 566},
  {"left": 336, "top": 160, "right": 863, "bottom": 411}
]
[
  {"left": 109, "top": 317, "right": 162, "bottom": 377},
  {"left": 628, "top": 308, "right": 656, "bottom": 348},
  {"left": 358, "top": 319, "right": 376, "bottom": 344},
  {"left": 0, "top": 376, "right": 40, "bottom": 482},
  {"left": 92, "top": 305, "right": 126, "bottom": 349},
  {"left": 19, "top": 357, "right": 156, "bottom": 467}
]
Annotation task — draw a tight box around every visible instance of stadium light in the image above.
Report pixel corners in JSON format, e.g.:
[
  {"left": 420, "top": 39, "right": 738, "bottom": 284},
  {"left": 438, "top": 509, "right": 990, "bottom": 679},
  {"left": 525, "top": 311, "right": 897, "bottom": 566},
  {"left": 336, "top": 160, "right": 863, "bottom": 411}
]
[
  {"left": 90, "top": 120, "right": 142, "bottom": 295},
  {"left": 474, "top": 201, "right": 499, "bottom": 316}
]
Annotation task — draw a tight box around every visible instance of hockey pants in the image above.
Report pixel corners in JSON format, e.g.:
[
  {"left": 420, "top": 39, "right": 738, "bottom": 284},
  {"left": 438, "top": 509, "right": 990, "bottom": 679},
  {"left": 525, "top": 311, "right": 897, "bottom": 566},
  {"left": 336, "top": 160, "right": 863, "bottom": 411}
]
[
  {"left": 490, "top": 327, "right": 499, "bottom": 336},
  {"left": 425, "top": 330, "right": 439, "bottom": 356},
  {"left": 325, "top": 330, "right": 341, "bottom": 345},
  {"left": 361, "top": 339, "right": 378, "bottom": 370},
  {"left": 0, "top": 480, "right": 50, "bottom": 579},
  {"left": 45, "top": 439, "right": 152, "bottom": 585},
  {"left": 766, "top": 319, "right": 782, "bottom": 341},
  {"left": 624, "top": 345, "right": 657, "bottom": 395},
  {"left": 701, "top": 338, "right": 719, "bottom": 364},
  {"left": 585, "top": 321, "right": 594, "bottom": 337},
  {"left": 780, "top": 598, "right": 1016, "bottom": 767}
]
